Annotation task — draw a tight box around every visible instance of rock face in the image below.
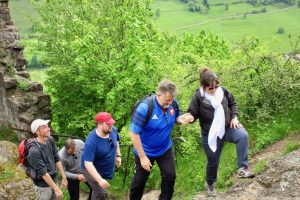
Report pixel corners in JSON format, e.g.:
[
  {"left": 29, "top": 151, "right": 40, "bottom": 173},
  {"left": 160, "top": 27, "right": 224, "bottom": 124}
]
[
  {"left": 0, "top": 0, "right": 51, "bottom": 140},
  {"left": 0, "top": 140, "right": 18, "bottom": 165},
  {"left": 193, "top": 148, "right": 300, "bottom": 200},
  {"left": 0, "top": 141, "right": 35, "bottom": 200}
]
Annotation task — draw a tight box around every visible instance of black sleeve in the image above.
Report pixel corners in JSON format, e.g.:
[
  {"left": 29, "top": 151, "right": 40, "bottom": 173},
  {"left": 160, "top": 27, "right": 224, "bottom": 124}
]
[
  {"left": 49, "top": 136, "right": 60, "bottom": 163},
  {"left": 223, "top": 87, "right": 238, "bottom": 119},
  {"left": 28, "top": 147, "right": 47, "bottom": 177},
  {"left": 187, "top": 90, "right": 201, "bottom": 122}
]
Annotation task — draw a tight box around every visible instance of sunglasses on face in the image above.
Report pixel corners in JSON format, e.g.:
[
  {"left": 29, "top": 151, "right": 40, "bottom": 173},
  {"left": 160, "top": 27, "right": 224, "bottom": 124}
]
[{"left": 207, "top": 85, "right": 219, "bottom": 91}]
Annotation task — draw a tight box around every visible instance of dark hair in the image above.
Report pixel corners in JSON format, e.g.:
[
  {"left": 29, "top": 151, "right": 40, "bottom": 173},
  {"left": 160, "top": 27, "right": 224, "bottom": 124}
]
[
  {"left": 64, "top": 138, "right": 76, "bottom": 150},
  {"left": 199, "top": 68, "right": 219, "bottom": 87}
]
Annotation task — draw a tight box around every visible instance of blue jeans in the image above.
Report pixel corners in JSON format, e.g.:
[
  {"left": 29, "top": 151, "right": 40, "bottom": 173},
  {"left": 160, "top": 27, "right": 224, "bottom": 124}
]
[{"left": 202, "top": 127, "right": 249, "bottom": 185}]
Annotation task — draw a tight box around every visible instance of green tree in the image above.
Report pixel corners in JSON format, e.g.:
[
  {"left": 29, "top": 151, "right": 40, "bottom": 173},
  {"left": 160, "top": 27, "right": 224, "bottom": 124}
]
[
  {"left": 277, "top": 27, "right": 285, "bottom": 34},
  {"left": 155, "top": 8, "right": 160, "bottom": 17},
  {"left": 188, "top": 0, "right": 195, "bottom": 12},
  {"left": 33, "top": 0, "right": 170, "bottom": 136},
  {"left": 225, "top": 3, "right": 229, "bottom": 10}
]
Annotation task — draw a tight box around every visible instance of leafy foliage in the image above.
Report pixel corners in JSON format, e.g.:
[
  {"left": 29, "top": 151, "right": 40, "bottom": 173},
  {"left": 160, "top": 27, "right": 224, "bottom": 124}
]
[{"left": 34, "top": 0, "right": 170, "bottom": 137}]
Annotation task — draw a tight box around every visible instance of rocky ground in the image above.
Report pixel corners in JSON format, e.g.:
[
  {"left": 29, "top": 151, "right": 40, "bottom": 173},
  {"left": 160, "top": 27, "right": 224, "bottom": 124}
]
[
  {"left": 193, "top": 133, "right": 300, "bottom": 200},
  {"left": 0, "top": 141, "right": 35, "bottom": 200}
]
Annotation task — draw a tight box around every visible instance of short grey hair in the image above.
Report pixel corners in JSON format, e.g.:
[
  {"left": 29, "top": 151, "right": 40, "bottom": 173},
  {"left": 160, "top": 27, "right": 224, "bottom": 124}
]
[{"left": 157, "top": 80, "right": 177, "bottom": 97}]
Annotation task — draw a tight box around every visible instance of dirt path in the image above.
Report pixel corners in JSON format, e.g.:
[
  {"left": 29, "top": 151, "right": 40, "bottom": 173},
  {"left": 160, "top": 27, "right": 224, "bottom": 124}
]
[
  {"left": 193, "top": 132, "right": 300, "bottom": 199},
  {"left": 171, "top": 5, "right": 296, "bottom": 31}
]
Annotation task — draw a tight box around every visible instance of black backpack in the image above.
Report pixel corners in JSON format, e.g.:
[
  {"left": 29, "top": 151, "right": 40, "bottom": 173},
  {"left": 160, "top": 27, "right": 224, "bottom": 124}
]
[{"left": 132, "top": 94, "right": 179, "bottom": 125}]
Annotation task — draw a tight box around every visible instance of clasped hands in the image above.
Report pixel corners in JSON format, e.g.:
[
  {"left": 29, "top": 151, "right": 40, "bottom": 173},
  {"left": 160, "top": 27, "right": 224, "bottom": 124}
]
[{"left": 177, "top": 113, "right": 194, "bottom": 125}]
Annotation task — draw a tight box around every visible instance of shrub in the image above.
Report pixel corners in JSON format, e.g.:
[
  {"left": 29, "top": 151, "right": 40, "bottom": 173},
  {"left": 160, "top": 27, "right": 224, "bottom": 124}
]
[
  {"left": 277, "top": 27, "right": 285, "bottom": 34},
  {"left": 195, "top": 4, "right": 201, "bottom": 12},
  {"left": 155, "top": 8, "right": 160, "bottom": 17},
  {"left": 189, "top": 0, "right": 195, "bottom": 12},
  {"left": 225, "top": 3, "right": 229, "bottom": 10},
  {"left": 261, "top": 7, "right": 267, "bottom": 12},
  {"left": 27, "top": 55, "right": 46, "bottom": 69}
]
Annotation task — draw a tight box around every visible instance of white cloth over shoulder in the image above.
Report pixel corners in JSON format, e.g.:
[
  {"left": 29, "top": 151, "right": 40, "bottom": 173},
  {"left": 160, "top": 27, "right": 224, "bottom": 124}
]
[{"left": 200, "top": 87, "right": 225, "bottom": 152}]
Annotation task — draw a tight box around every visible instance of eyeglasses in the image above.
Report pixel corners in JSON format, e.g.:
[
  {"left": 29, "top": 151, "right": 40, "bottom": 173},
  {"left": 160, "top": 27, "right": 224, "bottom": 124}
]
[
  {"left": 108, "top": 137, "right": 114, "bottom": 148},
  {"left": 208, "top": 85, "right": 219, "bottom": 91}
]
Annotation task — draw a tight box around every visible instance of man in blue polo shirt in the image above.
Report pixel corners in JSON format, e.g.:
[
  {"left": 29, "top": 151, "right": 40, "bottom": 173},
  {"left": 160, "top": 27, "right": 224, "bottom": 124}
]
[
  {"left": 81, "top": 112, "right": 121, "bottom": 200},
  {"left": 129, "top": 80, "right": 191, "bottom": 200}
]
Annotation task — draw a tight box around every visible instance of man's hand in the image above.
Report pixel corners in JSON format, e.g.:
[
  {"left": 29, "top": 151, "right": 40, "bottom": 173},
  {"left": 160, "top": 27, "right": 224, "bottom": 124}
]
[
  {"left": 176, "top": 113, "right": 194, "bottom": 125},
  {"left": 77, "top": 174, "right": 87, "bottom": 182},
  {"left": 230, "top": 118, "right": 243, "bottom": 129},
  {"left": 116, "top": 157, "right": 122, "bottom": 168},
  {"left": 98, "top": 178, "right": 110, "bottom": 189},
  {"left": 140, "top": 156, "right": 152, "bottom": 172},
  {"left": 54, "top": 188, "right": 63, "bottom": 199},
  {"left": 61, "top": 177, "right": 68, "bottom": 189}
]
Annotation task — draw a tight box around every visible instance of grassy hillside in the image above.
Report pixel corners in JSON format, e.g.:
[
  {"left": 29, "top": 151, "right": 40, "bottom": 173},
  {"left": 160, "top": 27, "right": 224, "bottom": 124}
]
[
  {"left": 8, "top": 0, "right": 300, "bottom": 53},
  {"left": 153, "top": 0, "right": 300, "bottom": 52},
  {"left": 9, "top": 0, "right": 39, "bottom": 35}
]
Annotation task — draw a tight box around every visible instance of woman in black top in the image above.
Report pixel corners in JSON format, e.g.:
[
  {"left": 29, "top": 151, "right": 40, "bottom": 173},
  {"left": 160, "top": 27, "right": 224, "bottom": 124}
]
[{"left": 186, "top": 68, "right": 254, "bottom": 197}]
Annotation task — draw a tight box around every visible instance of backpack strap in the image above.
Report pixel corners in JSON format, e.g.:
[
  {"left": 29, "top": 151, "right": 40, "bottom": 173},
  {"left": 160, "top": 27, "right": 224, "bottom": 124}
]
[
  {"left": 172, "top": 99, "right": 179, "bottom": 113},
  {"left": 144, "top": 96, "right": 154, "bottom": 124}
]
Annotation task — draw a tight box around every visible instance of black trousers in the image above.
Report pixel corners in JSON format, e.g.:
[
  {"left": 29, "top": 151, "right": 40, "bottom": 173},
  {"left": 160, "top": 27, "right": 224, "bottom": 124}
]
[
  {"left": 129, "top": 148, "right": 176, "bottom": 200},
  {"left": 67, "top": 178, "right": 92, "bottom": 200}
]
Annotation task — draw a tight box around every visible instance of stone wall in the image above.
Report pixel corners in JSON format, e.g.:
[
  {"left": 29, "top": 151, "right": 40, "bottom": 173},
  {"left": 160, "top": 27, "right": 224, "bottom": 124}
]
[{"left": 0, "top": 0, "right": 51, "bottom": 140}]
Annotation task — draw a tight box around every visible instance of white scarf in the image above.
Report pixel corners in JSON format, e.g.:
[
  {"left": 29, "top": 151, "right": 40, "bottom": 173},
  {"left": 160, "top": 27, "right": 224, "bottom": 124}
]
[{"left": 200, "top": 87, "right": 225, "bottom": 152}]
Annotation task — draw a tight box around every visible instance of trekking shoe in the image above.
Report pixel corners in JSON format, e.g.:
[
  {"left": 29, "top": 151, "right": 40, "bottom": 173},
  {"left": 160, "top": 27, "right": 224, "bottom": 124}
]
[
  {"left": 238, "top": 166, "right": 255, "bottom": 178},
  {"left": 206, "top": 182, "right": 217, "bottom": 197}
]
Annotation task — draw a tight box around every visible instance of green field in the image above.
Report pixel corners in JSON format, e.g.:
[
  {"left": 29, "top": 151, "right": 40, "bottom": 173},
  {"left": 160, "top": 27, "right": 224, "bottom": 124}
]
[
  {"left": 9, "top": 0, "right": 39, "bottom": 35},
  {"left": 8, "top": 0, "right": 300, "bottom": 53},
  {"left": 28, "top": 68, "right": 47, "bottom": 85},
  {"left": 154, "top": 0, "right": 300, "bottom": 52}
]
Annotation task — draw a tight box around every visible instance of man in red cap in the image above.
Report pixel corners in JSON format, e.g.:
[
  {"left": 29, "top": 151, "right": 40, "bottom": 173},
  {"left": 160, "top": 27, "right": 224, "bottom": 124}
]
[{"left": 81, "top": 112, "right": 121, "bottom": 200}]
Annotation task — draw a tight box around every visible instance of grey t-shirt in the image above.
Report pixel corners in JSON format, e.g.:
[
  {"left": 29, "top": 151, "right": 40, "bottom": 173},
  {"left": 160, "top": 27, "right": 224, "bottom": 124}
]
[
  {"left": 58, "top": 139, "right": 84, "bottom": 180},
  {"left": 27, "top": 136, "right": 60, "bottom": 187}
]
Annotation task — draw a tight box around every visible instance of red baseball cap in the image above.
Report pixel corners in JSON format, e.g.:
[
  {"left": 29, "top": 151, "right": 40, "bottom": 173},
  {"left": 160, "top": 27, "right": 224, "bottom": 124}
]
[{"left": 95, "top": 112, "right": 116, "bottom": 125}]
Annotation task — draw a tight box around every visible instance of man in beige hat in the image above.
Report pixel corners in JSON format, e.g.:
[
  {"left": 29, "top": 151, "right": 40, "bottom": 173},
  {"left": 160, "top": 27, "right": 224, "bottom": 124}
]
[{"left": 27, "top": 119, "right": 68, "bottom": 200}]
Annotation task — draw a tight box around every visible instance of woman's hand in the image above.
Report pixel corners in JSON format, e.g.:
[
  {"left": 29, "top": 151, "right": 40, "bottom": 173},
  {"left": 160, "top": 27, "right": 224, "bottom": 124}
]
[
  {"left": 230, "top": 118, "right": 243, "bottom": 129},
  {"left": 176, "top": 113, "right": 194, "bottom": 125}
]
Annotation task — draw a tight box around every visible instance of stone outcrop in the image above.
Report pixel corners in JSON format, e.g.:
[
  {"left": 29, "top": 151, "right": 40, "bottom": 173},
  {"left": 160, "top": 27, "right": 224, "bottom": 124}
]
[
  {"left": 0, "top": 141, "right": 35, "bottom": 200},
  {"left": 193, "top": 148, "right": 300, "bottom": 200},
  {"left": 0, "top": 0, "right": 51, "bottom": 140}
]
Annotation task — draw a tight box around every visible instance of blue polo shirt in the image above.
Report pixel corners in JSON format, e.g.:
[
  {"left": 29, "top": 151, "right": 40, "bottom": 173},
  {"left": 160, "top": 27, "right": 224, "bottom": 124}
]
[
  {"left": 130, "top": 95, "right": 181, "bottom": 158},
  {"left": 81, "top": 127, "right": 120, "bottom": 179}
]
